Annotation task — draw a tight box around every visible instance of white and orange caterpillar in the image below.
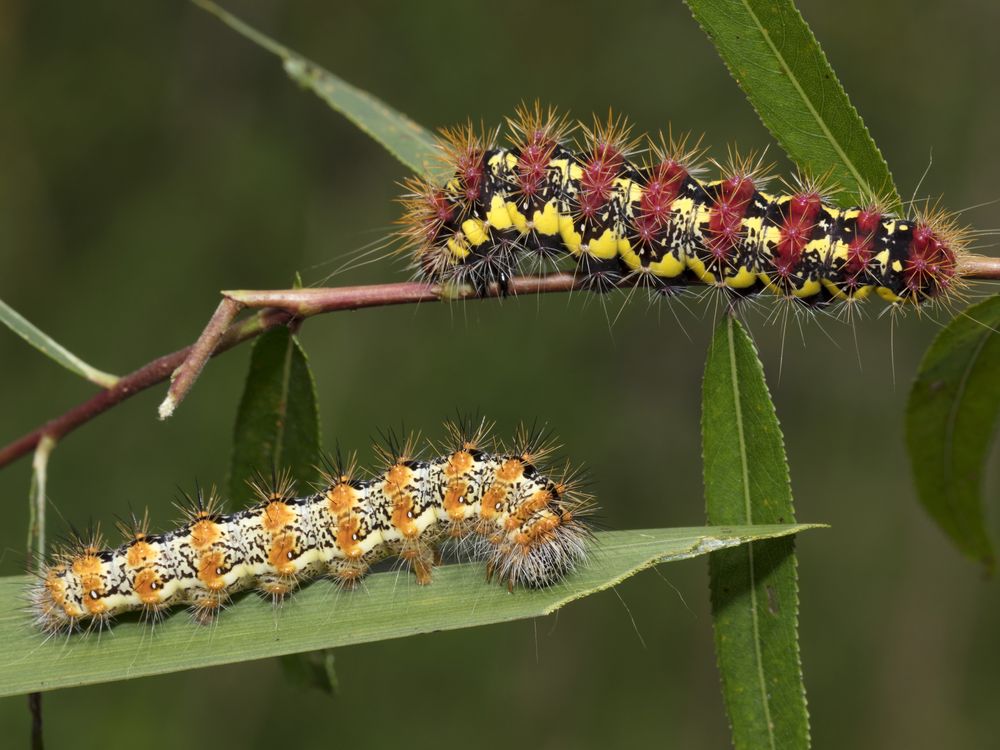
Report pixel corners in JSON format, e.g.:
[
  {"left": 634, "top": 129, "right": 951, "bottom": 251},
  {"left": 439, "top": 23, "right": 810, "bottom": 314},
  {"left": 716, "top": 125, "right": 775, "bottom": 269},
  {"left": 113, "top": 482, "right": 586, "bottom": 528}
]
[{"left": 30, "top": 421, "right": 592, "bottom": 634}]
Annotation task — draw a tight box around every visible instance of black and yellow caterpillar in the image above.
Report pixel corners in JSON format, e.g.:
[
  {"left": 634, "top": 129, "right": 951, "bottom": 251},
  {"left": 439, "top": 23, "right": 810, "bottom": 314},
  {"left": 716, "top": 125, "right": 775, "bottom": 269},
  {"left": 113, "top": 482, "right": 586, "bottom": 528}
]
[{"left": 399, "top": 104, "right": 965, "bottom": 307}]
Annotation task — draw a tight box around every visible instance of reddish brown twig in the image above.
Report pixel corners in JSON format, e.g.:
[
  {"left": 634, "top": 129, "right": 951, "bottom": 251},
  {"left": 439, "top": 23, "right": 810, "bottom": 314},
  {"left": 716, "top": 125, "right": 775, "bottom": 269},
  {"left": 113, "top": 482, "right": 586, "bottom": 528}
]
[
  {"left": 3, "top": 261, "right": 1000, "bottom": 470},
  {"left": 158, "top": 297, "right": 244, "bottom": 420},
  {"left": 0, "top": 275, "right": 583, "bottom": 469},
  {"left": 958, "top": 254, "right": 1000, "bottom": 281}
]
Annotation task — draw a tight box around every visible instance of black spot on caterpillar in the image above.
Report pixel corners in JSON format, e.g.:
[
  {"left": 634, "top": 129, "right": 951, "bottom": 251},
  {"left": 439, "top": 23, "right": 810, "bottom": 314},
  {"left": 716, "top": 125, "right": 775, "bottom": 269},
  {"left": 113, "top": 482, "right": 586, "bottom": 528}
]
[
  {"left": 30, "top": 420, "right": 592, "bottom": 635},
  {"left": 398, "top": 103, "right": 972, "bottom": 310}
]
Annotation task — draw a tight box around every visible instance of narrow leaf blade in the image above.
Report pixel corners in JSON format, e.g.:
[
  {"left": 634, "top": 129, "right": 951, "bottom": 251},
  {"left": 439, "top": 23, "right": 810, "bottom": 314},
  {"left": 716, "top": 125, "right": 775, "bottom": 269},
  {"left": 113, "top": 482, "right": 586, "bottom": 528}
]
[
  {"left": 192, "top": 0, "right": 439, "bottom": 177},
  {"left": 702, "top": 316, "right": 809, "bottom": 749},
  {"left": 684, "top": 0, "right": 899, "bottom": 210},
  {"left": 906, "top": 294, "right": 1000, "bottom": 572},
  {"left": 228, "top": 327, "right": 321, "bottom": 504},
  {"left": 0, "top": 524, "right": 822, "bottom": 697},
  {"left": 0, "top": 298, "right": 118, "bottom": 388}
]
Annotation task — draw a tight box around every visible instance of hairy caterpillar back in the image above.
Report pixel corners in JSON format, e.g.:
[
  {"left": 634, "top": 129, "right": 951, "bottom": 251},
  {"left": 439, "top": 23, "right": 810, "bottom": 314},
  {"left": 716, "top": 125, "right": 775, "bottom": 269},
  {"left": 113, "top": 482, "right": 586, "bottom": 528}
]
[
  {"left": 399, "top": 103, "right": 969, "bottom": 310},
  {"left": 30, "top": 421, "right": 592, "bottom": 635}
]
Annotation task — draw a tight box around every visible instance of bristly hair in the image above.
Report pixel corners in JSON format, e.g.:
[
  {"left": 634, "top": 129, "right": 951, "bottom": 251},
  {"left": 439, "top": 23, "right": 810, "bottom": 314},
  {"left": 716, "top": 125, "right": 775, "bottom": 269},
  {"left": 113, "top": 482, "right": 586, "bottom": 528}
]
[
  {"left": 385, "top": 105, "right": 989, "bottom": 331},
  {"left": 247, "top": 466, "right": 297, "bottom": 504},
  {"left": 29, "top": 418, "right": 600, "bottom": 634},
  {"left": 710, "top": 145, "right": 775, "bottom": 188},
  {"left": 644, "top": 127, "right": 708, "bottom": 177},
  {"left": 316, "top": 446, "right": 360, "bottom": 488},
  {"left": 114, "top": 507, "right": 151, "bottom": 542},
  {"left": 578, "top": 109, "right": 643, "bottom": 163},
  {"left": 506, "top": 100, "right": 575, "bottom": 152},
  {"left": 51, "top": 523, "right": 106, "bottom": 566},
  {"left": 372, "top": 426, "right": 422, "bottom": 470},
  {"left": 507, "top": 420, "right": 560, "bottom": 468},
  {"left": 174, "top": 483, "right": 224, "bottom": 523},
  {"left": 440, "top": 412, "right": 495, "bottom": 453}
]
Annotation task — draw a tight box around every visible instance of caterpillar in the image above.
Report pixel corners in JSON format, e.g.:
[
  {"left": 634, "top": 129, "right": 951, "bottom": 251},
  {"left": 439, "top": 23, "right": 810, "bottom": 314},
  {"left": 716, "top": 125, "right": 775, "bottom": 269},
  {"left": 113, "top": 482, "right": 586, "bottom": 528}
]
[
  {"left": 30, "top": 420, "right": 592, "bottom": 635},
  {"left": 398, "top": 103, "right": 970, "bottom": 309}
]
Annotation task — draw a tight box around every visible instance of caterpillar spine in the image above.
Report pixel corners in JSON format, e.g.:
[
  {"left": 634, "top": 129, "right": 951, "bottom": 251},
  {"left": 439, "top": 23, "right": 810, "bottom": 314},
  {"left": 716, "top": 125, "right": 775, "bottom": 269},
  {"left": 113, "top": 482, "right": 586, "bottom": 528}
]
[
  {"left": 399, "top": 102, "right": 970, "bottom": 309},
  {"left": 30, "top": 421, "right": 592, "bottom": 635}
]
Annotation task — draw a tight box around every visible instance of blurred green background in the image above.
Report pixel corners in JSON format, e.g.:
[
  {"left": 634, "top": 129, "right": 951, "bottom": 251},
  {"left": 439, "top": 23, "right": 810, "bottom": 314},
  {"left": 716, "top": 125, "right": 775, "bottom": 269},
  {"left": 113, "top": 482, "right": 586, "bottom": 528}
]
[{"left": 1, "top": 1, "right": 998, "bottom": 746}]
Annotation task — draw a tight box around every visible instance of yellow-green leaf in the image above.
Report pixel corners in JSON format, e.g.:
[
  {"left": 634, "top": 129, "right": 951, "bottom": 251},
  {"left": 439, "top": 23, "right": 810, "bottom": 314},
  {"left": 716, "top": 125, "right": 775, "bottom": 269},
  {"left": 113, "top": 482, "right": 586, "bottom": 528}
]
[
  {"left": 0, "top": 298, "right": 118, "bottom": 389},
  {"left": 0, "top": 524, "right": 821, "bottom": 697}
]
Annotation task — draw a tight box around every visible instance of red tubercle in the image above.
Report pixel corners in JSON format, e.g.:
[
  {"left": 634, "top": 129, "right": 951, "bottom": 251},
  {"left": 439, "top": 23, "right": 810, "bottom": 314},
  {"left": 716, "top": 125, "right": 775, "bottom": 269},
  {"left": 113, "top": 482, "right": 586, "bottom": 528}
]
[
  {"left": 398, "top": 177, "right": 459, "bottom": 250},
  {"left": 641, "top": 162, "right": 687, "bottom": 220},
  {"left": 843, "top": 239, "right": 873, "bottom": 283},
  {"left": 577, "top": 141, "right": 625, "bottom": 219},
  {"left": 421, "top": 190, "right": 457, "bottom": 240},
  {"left": 905, "top": 223, "right": 956, "bottom": 293},
  {"left": 428, "top": 189, "right": 455, "bottom": 223},
  {"left": 856, "top": 208, "right": 882, "bottom": 238},
  {"left": 515, "top": 136, "right": 557, "bottom": 200},
  {"left": 788, "top": 191, "right": 822, "bottom": 224},
  {"left": 456, "top": 153, "right": 485, "bottom": 203},
  {"left": 841, "top": 207, "right": 882, "bottom": 285},
  {"left": 772, "top": 192, "right": 822, "bottom": 278},
  {"left": 706, "top": 175, "right": 757, "bottom": 261},
  {"left": 631, "top": 160, "right": 688, "bottom": 248},
  {"left": 438, "top": 124, "right": 488, "bottom": 204}
]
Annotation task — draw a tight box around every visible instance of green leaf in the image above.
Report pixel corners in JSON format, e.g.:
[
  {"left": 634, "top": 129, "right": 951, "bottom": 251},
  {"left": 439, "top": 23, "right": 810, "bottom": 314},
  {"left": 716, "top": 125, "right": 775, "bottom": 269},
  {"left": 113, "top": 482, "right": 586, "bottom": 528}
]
[
  {"left": 280, "top": 649, "right": 339, "bottom": 695},
  {"left": 702, "top": 316, "right": 809, "bottom": 750},
  {"left": 191, "top": 0, "right": 439, "bottom": 177},
  {"left": 0, "top": 524, "right": 821, "bottom": 697},
  {"left": 0, "top": 297, "right": 119, "bottom": 388},
  {"left": 684, "top": 0, "right": 900, "bottom": 211},
  {"left": 228, "top": 327, "right": 322, "bottom": 505},
  {"left": 906, "top": 294, "right": 1000, "bottom": 573},
  {"left": 229, "top": 313, "right": 325, "bottom": 688}
]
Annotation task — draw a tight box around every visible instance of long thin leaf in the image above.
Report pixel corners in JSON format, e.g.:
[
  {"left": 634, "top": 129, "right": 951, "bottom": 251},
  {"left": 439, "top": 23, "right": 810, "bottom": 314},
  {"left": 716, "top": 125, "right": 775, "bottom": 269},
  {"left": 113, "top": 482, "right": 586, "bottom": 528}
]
[
  {"left": 685, "top": 0, "right": 899, "bottom": 211},
  {"left": 228, "top": 323, "right": 326, "bottom": 685},
  {"left": 907, "top": 294, "right": 1000, "bottom": 573},
  {"left": 191, "top": 0, "right": 439, "bottom": 177},
  {"left": 703, "top": 316, "right": 809, "bottom": 749},
  {"left": 0, "top": 298, "right": 119, "bottom": 388},
  {"left": 227, "top": 326, "right": 321, "bottom": 504},
  {"left": 0, "top": 524, "right": 821, "bottom": 697}
]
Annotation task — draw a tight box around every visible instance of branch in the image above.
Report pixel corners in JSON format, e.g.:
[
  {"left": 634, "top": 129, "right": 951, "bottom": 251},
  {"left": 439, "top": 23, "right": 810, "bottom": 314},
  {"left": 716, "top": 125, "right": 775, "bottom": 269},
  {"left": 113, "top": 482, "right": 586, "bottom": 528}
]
[
  {"left": 2, "top": 259, "right": 998, "bottom": 471},
  {"left": 959, "top": 254, "right": 1000, "bottom": 281},
  {"left": 0, "top": 275, "right": 582, "bottom": 469}
]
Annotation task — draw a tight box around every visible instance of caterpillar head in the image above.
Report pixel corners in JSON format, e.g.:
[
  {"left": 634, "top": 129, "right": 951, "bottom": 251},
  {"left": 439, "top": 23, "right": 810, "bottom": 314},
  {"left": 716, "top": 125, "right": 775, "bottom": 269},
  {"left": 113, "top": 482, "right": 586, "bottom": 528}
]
[
  {"left": 486, "top": 504, "right": 592, "bottom": 589},
  {"left": 480, "top": 463, "right": 594, "bottom": 590}
]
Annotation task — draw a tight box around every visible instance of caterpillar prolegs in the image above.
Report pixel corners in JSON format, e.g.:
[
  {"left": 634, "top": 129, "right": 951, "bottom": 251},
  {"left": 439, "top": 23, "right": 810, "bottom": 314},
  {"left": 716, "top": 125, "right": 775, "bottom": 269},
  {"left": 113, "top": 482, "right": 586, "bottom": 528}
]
[
  {"left": 30, "top": 421, "right": 592, "bottom": 635},
  {"left": 399, "top": 103, "right": 970, "bottom": 308}
]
